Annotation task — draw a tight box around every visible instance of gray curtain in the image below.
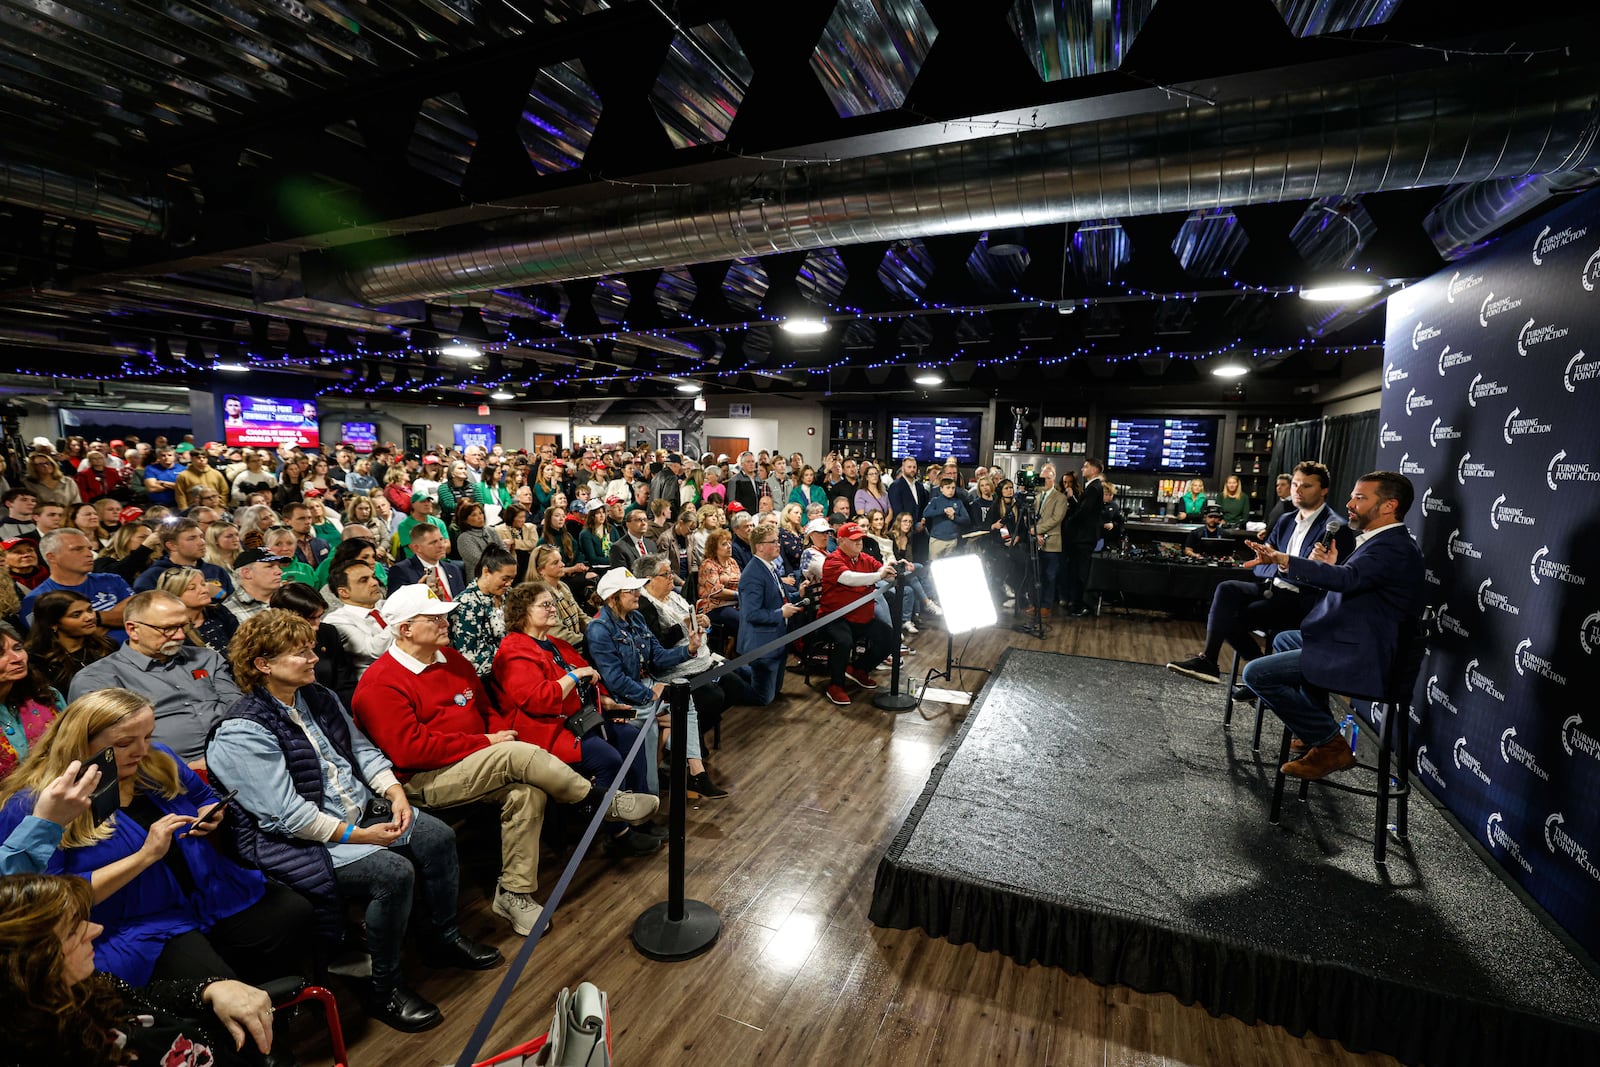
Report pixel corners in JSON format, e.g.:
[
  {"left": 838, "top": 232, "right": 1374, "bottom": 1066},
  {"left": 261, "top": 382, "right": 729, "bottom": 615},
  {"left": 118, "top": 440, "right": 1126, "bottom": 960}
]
[
  {"left": 1319, "top": 410, "right": 1379, "bottom": 493},
  {"left": 1269, "top": 418, "right": 1322, "bottom": 481}
]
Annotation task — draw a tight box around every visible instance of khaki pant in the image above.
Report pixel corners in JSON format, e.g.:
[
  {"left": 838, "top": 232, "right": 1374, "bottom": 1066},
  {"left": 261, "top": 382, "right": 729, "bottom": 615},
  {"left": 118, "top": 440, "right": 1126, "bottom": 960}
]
[
  {"left": 928, "top": 536, "right": 957, "bottom": 560},
  {"left": 404, "top": 742, "right": 591, "bottom": 894}
]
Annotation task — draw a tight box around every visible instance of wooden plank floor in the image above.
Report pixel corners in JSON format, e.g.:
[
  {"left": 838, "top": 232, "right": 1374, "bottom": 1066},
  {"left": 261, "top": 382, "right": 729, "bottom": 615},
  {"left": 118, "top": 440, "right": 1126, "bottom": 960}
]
[{"left": 295, "top": 609, "right": 1402, "bottom": 1067}]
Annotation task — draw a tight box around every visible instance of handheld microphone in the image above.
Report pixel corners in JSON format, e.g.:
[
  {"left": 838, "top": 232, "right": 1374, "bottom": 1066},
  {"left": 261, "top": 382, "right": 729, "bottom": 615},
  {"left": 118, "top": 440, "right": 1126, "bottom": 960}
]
[{"left": 1317, "top": 517, "right": 1345, "bottom": 551}]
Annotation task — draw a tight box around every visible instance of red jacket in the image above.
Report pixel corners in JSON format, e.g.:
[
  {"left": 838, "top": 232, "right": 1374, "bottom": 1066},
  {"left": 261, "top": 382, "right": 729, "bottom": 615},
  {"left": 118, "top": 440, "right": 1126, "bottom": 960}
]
[
  {"left": 75, "top": 464, "right": 125, "bottom": 501},
  {"left": 821, "top": 547, "right": 883, "bottom": 624},
  {"left": 351, "top": 646, "right": 506, "bottom": 777},
  {"left": 491, "top": 630, "right": 601, "bottom": 764}
]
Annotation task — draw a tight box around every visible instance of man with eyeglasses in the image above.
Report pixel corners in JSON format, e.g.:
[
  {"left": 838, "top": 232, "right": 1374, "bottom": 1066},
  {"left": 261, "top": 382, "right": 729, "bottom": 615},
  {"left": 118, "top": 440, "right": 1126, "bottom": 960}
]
[{"left": 68, "top": 589, "right": 244, "bottom": 770}]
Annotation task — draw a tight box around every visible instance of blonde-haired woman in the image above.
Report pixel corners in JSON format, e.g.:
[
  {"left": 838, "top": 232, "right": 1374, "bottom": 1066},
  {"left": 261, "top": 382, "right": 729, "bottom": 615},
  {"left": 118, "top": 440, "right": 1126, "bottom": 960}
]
[
  {"left": 204, "top": 520, "right": 242, "bottom": 573},
  {"left": 0, "top": 687, "right": 311, "bottom": 986}
]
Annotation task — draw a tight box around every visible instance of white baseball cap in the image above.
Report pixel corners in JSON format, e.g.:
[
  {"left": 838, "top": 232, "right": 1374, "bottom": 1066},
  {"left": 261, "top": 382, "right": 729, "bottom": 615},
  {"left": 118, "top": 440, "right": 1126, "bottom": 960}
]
[
  {"left": 595, "top": 568, "right": 648, "bottom": 600},
  {"left": 381, "top": 583, "right": 459, "bottom": 627},
  {"left": 803, "top": 518, "right": 831, "bottom": 535}
]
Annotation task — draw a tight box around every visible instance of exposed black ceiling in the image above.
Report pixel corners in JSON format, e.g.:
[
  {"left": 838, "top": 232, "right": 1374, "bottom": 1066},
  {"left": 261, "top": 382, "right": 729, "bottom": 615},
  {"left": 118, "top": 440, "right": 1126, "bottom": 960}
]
[{"left": 0, "top": 0, "right": 1597, "bottom": 404}]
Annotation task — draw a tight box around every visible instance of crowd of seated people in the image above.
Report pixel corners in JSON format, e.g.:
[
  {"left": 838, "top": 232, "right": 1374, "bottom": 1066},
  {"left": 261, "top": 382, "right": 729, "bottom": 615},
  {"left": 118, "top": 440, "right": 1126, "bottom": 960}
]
[{"left": 2, "top": 431, "right": 1094, "bottom": 1047}]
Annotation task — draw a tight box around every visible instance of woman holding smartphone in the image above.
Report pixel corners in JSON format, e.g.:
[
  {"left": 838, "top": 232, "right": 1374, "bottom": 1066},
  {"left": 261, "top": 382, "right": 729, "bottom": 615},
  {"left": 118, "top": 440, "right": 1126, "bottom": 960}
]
[
  {"left": 205, "top": 609, "right": 498, "bottom": 1033},
  {"left": 0, "top": 687, "right": 310, "bottom": 988}
]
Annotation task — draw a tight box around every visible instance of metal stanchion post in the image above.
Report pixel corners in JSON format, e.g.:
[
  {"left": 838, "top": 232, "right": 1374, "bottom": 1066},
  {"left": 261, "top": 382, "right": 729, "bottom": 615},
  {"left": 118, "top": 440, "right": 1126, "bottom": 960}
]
[
  {"left": 632, "top": 681, "right": 720, "bottom": 961},
  {"left": 874, "top": 564, "right": 918, "bottom": 712}
]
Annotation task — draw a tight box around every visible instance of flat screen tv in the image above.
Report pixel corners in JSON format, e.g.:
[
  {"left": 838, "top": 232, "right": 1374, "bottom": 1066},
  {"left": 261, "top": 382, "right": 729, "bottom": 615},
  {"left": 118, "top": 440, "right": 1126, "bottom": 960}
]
[
  {"left": 453, "top": 423, "right": 497, "bottom": 452},
  {"left": 1105, "top": 416, "right": 1219, "bottom": 473},
  {"left": 888, "top": 413, "right": 982, "bottom": 465},
  {"left": 222, "top": 394, "right": 319, "bottom": 450},
  {"left": 342, "top": 422, "right": 377, "bottom": 452}
]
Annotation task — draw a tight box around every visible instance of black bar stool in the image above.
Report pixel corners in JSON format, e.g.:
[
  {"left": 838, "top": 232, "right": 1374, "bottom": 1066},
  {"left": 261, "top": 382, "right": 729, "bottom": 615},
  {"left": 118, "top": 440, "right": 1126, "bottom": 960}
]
[
  {"left": 1268, "top": 619, "right": 1430, "bottom": 865},
  {"left": 1221, "top": 629, "right": 1271, "bottom": 750}
]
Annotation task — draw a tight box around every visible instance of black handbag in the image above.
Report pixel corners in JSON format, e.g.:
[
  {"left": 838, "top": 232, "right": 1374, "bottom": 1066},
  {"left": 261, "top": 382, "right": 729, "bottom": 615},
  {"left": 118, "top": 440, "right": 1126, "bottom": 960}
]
[{"left": 543, "top": 639, "right": 605, "bottom": 739}]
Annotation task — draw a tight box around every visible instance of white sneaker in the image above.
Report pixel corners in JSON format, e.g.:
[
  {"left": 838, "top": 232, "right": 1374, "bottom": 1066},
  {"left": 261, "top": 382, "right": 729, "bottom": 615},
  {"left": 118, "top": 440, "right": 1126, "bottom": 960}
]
[
  {"left": 902, "top": 620, "right": 919, "bottom": 635},
  {"left": 606, "top": 790, "right": 659, "bottom": 824},
  {"left": 924, "top": 601, "right": 943, "bottom": 617},
  {"left": 493, "top": 885, "right": 544, "bottom": 936}
]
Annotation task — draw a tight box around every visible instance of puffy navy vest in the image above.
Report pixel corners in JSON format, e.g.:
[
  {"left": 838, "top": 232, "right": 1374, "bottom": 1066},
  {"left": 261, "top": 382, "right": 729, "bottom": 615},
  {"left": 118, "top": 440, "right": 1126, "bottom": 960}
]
[{"left": 207, "top": 685, "right": 359, "bottom": 944}]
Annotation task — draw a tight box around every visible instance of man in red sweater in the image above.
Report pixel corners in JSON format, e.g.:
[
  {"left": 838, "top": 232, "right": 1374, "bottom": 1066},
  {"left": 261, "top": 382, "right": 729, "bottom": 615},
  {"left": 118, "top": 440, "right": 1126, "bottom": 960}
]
[
  {"left": 818, "top": 522, "right": 900, "bottom": 706},
  {"left": 352, "top": 585, "right": 658, "bottom": 936}
]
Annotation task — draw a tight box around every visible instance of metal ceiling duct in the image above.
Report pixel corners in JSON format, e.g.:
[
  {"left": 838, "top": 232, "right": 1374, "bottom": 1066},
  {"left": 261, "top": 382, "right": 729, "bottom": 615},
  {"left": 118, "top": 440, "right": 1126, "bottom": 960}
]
[
  {"left": 1424, "top": 170, "right": 1600, "bottom": 261},
  {"left": 0, "top": 161, "right": 166, "bottom": 236},
  {"left": 339, "top": 61, "right": 1600, "bottom": 305}
]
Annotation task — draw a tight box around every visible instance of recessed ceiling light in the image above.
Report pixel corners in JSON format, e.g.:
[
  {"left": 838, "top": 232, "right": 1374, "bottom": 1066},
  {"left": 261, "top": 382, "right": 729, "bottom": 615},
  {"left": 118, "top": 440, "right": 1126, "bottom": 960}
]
[
  {"left": 490, "top": 390, "right": 514, "bottom": 401},
  {"left": 441, "top": 342, "right": 482, "bottom": 359},
  {"left": 1298, "top": 280, "right": 1386, "bottom": 302},
  {"left": 214, "top": 362, "right": 250, "bottom": 373},
  {"left": 674, "top": 381, "right": 703, "bottom": 394},
  {"left": 780, "top": 316, "right": 829, "bottom": 335},
  {"left": 912, "top": 372, "right": 944, "bottom": 386},
  {"left": 1211, "top": 362, "right": 1250, "bottom": 379}
]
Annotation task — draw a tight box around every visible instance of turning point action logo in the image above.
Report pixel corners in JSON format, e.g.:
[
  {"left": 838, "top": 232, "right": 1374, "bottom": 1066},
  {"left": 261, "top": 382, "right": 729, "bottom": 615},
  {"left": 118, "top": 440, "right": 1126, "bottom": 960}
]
[
  {"left": 1446, "top": 271, "right": 1484, "bottom": 302},
  {"left": 1562, "top": 714, "right": 1599, "bottom": 761},
  {"left": 1533, "top": 223, "right": 1589, "bottom": 265},
  {"left": 1585, "top": 245, "right": 1600, "bottom": 291},
  {"left": 1545, "top": 813, "right": 1600, "bottom": 885},
  {"left": 1416, "top": 745, "right": 1447, "bottom": 789},
  {"left": 1438, "top": 344, "right": 1473, "bottom": 376},
  {"left": 1502, "top": 407, "right": 1553, "bottom": 444},
  {"left": 1517, "top": 318, "right": 1570, "bottom": 356},
  {"left": 1457, "top": 453, "right": 1496, "bottom": 485},
  {"left": 1566, "top": 350, "right": 1600, "bottom": 393},
  {"left": 1530, "top": 546, "right": 1586, "bottom": 588},
  {"left": 1436, "top": 602, "right": 1470, "bottom": 639},
  {"left": 1489, "top": 495, "right": 1535, "bottom": 530},
  {"left": 1476, "top": 578, "right": 1520, "bottom": 617},
  {"left": 1467, "top": 374, "right": 1508, "bottom": 407},
  {"left": 1479, "top": 291, "right": 1523, "bottom": 326},
  {"left": 1430, "top": 417, "right": 1461, "bottom": 446},
  {"left": 1412, "top": 321, "right": 1442, "bottom": 350},
  {"left": 1452, "top": 737, "right": 1492, "bottom": 785},
  {"left": 1425, "top": 674, "right": 1459, "bottom": 714},
  {"left": 1513, "top": 638, "right": 1566, "bottom": 685},
  {"left": 1405, "top": 388, "right": 1433, "bottom": 415},
  {"left": 1379, "top": 423, "right": 1403, "bottom": 448},
  {"left": 1399, "top": 452, "right": 1426, "bottom": 477},
  {"left": 1465, "top": 658, "right": 1505, "bottom": 702},
  {"left": 1547, "top": 450, "right": 1600, "bottom": 491},
  {"left": 1499, "top": 726, "right": 1549, "bottom": 781},
  {"left": 1421, "top": 487, "right": 1452, "bottom": 516},
  {"left": 1486, "top": 812, "right": 1533, "bottom": 874},
  {"left": 1384, "top": 361, "right": 1409, "bottom": 389},
  {"left": 1580, "top": 610, "right": 1600, "bottom": 656}
]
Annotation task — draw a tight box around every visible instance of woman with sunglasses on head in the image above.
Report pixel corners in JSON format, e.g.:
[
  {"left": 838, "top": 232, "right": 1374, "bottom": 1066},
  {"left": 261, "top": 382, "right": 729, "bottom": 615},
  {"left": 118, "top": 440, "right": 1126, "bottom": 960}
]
[
  {"left": 0, "top": 687, "right": 312, "bottom": 989},
  {"left": 156, "top": 566, "right": 238, "bottom": 655},
  {"left": 24, "top": 592, "right": 115, "bottom": 695}
]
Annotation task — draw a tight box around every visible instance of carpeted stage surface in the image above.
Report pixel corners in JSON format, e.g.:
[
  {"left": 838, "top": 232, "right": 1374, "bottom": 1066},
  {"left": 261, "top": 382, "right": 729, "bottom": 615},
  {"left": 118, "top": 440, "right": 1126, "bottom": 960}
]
[{"left": 869, "top": 649, "right": 1600, "bottom": 1067}]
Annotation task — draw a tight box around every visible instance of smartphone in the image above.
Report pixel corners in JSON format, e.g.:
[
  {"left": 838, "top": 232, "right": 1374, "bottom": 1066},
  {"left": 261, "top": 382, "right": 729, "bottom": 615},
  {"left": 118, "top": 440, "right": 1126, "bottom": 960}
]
[
  {"left": 191, "top": 787, "right": 239, "bottom": 829},
  {"left": 83, "top": 747, "right": 119, "bottom": 826}
]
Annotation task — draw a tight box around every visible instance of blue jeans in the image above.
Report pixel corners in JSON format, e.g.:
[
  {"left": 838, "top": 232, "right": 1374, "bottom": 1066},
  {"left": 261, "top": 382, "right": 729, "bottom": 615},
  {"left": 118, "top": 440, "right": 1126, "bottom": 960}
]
[
  {"left": 1240, "top": 630, "right": 1341, "bottom": 748},
  {"left": 333, "top": 810, "right": 460, "bottom": 995},
  {"left": 1037, "top": 550, "right": 1061, "bottom": 606},
  {"left": 574, "top": 722, "right": 650, "bottom": 821}
]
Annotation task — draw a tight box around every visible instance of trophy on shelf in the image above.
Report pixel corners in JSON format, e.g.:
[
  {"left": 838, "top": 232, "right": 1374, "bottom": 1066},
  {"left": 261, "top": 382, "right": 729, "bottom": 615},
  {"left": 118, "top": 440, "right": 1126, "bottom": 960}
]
[{"left": 1010, "top": 406, "right": 1030, "bottom": 452}]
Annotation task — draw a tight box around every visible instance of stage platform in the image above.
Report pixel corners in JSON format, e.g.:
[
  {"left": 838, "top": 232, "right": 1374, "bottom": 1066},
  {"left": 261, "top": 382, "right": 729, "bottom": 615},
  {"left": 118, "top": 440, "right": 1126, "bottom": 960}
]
[{"left": 869, "top": 650, "right": 1600, "bottom": 1067}]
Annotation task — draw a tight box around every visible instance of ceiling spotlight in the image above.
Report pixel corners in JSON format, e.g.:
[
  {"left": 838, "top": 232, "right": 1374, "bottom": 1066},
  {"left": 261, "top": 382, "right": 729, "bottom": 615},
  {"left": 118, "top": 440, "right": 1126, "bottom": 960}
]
[
  {"left": 779, "top": 316, "right": 829, "bottom": 335},
  {"left": 912, "top": 371, "right": 944, "bottom": 387},
  {"left": 674, "top": 381, "right": 703, "bottom": 394},
  {"left": 1057, "top": 304, "right": 1077, "bottom": 315},
  {"left": 1211, "top": 360, "right": 1250, "bottom": 379},
  {"left": 214, "top": 362, "right": 250, "bottom": 373},
  {"left": 1298, "top": 279, "right": 1386, "bottom": 302},
  {"left": 441, "top": 342, "right": 482, "bottom": 359},
  {"left": 490, "top": 390, "right": 514, "bottom": 401}
]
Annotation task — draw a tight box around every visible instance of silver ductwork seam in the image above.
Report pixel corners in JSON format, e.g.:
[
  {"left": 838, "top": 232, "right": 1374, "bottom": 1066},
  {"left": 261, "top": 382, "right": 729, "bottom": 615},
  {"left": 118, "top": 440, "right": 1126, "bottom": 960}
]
[
  {"left": 341, "top": 62, "right": 1600, "bottom": 305},
  {"left": 0, "top": 162, "right": 167, "bottom": 236},
  {"left": 1425, "top": 170, "right": 1600, "bottom": 261}
]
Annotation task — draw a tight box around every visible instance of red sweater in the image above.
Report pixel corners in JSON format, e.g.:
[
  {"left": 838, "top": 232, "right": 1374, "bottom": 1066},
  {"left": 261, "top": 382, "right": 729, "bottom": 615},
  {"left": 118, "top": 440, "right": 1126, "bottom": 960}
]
[
  {"left": 821, "top": 547, "right": 883, "bottom": 624},
  {"left": 351, "top": 646, "right": 507, "bottom": 777},
  {"left": 491, "top": 631, "right": 605, "bottom": 764}
]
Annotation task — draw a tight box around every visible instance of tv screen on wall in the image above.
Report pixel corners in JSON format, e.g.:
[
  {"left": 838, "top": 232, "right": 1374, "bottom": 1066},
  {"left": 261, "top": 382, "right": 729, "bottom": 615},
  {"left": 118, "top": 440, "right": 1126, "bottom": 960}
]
[
  {"left": 888, "top": 413, "right": 982, "bottom": 465},
  {"left": 453, "top": 423, "right": 497, "bottom": 452},
  {"left": 1105, "top": 416, "right": 1218, "bottom": 473},
  {"left": 222, "top": 395, "right": 319, "bottom": 450},
  {"left": 342, "top": 422, "right": 377, "bottom": 452}
]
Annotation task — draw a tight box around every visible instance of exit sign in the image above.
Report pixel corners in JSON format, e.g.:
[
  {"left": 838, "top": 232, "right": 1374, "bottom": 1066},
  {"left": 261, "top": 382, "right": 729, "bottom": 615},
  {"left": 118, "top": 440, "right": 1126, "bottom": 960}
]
[{"left": 729, "top": 403, "right": 751, "bottom": 418}]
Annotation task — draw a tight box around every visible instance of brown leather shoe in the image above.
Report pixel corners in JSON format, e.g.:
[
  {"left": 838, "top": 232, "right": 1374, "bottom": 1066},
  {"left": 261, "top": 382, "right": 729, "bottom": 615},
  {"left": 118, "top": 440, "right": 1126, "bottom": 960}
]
[
  {"left": 1282, "top": 738, "right": 1357, "bottom": 780},
  {"left": 1289, "top": 736, "right": 1308, "bottom": 756}
]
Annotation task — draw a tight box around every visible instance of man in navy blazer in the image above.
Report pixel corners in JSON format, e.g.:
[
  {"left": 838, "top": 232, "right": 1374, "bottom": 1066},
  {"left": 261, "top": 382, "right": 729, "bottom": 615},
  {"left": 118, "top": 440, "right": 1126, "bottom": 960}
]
[
  {"left": 1168, "top": 460, "right": 1355, "bottom": 688},
  {"left": 737, "top": 524, "right": 803, "bottom": 705},
  {"left": 886, "top": 456, "right": 931, "bottom": 557},
  {"left": 1241, "top": 471, "right": 1425, "bottom": 779},
  {"left": 387, "top": 523, "right": 467, "bottom": 599}
]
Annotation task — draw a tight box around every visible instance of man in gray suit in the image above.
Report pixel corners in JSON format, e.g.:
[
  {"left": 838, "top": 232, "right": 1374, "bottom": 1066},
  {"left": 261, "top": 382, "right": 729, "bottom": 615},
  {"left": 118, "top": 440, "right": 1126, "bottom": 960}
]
[{"left": 1032, "top": 464, "right": 1069, "bottom": 616}]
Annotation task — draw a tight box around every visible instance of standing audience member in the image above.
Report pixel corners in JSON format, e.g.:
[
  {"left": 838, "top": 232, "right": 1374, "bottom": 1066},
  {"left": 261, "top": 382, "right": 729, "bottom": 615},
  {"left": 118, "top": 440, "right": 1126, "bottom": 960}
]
[
  {"left": 0, "top": 621, "right": 64, "bottom": 781},
  {"left": 1217, "top": 474, "right": 1251, "bottom": 525},
  {"left": 737, "top": 525, "right": 803, "bottom": 706},
  {"left": 23, "top": 449, "right": 82, "bottom": 507},
  {"left": 1262, "top": 473, "right": 1294, "bottom": 532},
  {"left": 74, "top": 448, "right": 126, "bottom": 500},
  {"left": 68, "top": 590, "right": 244, "bottom": 770},
  {"left": 174, "top": 449, "right": 228, "bottom": 510},
  {"left": 23, "top": 592, "right": 115, "bottom": 695},
  {"left": 1060, "top": 457, "right": 1107, "bottom": 617},
  {"left": 887, "top": 457, "right": 931, "bottom": 560},
  {"left": 1032, "top": 464, "right": 1068, "bottom": 615},
  {"left": 922, "top": 476, "right": 970, "bottom": 560},
  {"left": 351, "top": 586, "right": 642, "bottom": 936},
  {"left": 142, "top": 447, "right": 181, "bottom": 508},
  {"left": 210, "top": 609, "right": 500, "bottom": 1033},
  {"left": 0, "top": 687, "right": 312, "bottom": 987}
]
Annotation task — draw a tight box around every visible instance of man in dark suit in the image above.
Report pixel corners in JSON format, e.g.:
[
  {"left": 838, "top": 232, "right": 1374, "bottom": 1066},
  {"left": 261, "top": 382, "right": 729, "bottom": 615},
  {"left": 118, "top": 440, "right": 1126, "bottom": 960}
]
[
  {"left": 886, "top": 457, "right": 931, "bottom": 559},
  {"left": 1060, "top": 457, "right": 1106, "bottom": 616},
  {"left": 726, "top": 451, "right": 763, "bottom": 514},
  {"left": 609, "top": 508, "right": 657, "bottom": 574},
  {"left": 1241, "top": 471, "right": 1424, "bottom": 779},
  {"left": 387, "top": 522, "right": 467, "bottom": 600},
  {"left": 737, "top": 524, "right": 803, "bottom": 704},
  {"left": 1168, "top": 460, "right": 1354, "bottom": 688}
]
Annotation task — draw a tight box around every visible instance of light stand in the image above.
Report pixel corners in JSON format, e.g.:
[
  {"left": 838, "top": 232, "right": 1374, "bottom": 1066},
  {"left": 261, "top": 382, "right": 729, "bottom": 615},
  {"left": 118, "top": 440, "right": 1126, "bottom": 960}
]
[
  {"left": 919, "top": 553, "right": 995, "bottom": 707},
  {"left": 872, "top": 564, "right": 920, "bottom": 712}
]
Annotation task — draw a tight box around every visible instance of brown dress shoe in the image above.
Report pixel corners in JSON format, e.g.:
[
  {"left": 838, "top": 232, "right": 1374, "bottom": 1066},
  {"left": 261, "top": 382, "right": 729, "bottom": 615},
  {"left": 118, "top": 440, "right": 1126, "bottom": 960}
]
[
  {"left": 1282, "top": 737, "right": 1357, "bottom": 779},
  {"left": 1289, "top": 736, "right": 1308, "bottom": 756}
]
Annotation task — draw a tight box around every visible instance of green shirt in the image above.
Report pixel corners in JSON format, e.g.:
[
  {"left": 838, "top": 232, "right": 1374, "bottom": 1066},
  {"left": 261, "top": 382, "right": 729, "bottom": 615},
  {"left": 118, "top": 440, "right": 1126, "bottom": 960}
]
[{"left": 396, "top": 514, "right": 449, "bottom": 559}]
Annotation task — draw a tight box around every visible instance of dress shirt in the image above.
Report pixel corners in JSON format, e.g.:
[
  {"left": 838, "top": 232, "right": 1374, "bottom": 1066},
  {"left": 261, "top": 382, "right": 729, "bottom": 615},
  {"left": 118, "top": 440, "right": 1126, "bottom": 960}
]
[
  {"left": 325, "top": 601, "right": 395, "bottom": 671},
  {"left": 1355, "top": 522, "right": 1406, "bottom": 549},
  {"left": 1272, "top": 509, "right": 1321, "bottom": 593},
  {"left": 67, "top": 643, "right": 243, "bottom": 762},
  {"left": 207, "top": 689, "right": 403, "bottom": 867}
]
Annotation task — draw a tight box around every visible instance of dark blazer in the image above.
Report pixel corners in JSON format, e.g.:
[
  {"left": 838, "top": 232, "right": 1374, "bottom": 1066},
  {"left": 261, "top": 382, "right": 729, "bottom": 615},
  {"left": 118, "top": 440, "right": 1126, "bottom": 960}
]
[
  {"left": 609, "top": 533, "right": 657, "bottom": 575},
  {"left": 726, "top": 469, "right": 762, "bottom": 514},
  {"left": 1062, "top": 476, "right": 1105, "bottom": 547},
  {"left": 1284, "top": 525, "right": 1425, "bottom": 699},
  {"left": 386, "top": 555, "right": 466, "bottom": 598},
  {"left": 887, "top": 474, "right": 930, "bottom": 525},
  {"left": 737, "top": 556, "right": 794, "bottom": 660},
  {"left": 1252, "top": 503, "right": 1355, "bottom": 581}
]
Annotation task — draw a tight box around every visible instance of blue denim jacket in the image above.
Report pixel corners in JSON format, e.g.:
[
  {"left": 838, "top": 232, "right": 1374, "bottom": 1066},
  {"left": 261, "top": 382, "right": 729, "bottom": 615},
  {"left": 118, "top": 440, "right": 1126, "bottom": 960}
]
[{"left": 584, "top": 606, "right": 693, "bottom": 708}]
